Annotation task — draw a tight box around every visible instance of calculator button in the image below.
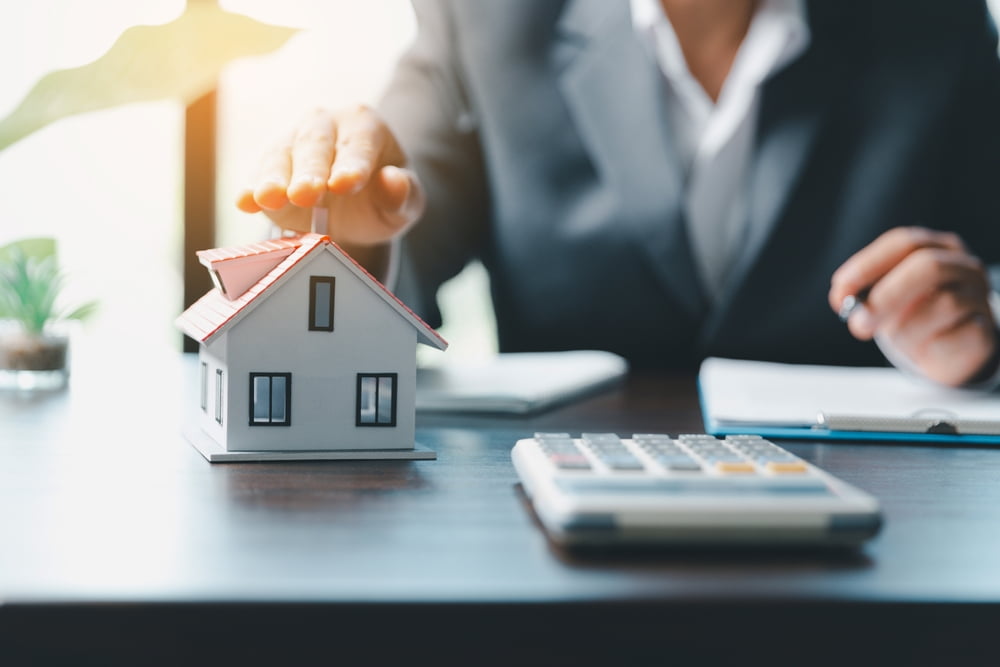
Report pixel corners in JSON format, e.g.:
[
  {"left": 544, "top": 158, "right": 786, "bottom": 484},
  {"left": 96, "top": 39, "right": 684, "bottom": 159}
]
[
  {"left": 714, "top": 461, "right": 757, "bottom": 474},
  {"left": 677, "top": 434, "right": 717, "bottom": 443},
  {"left": 765, "top": 461, "right": 809, "bottom": 474},
  {"left": 601, "top": 456, "right": 646, "bottom": 471},
  {"left": 731, "top": 442, "right": 775, "bottom": 451},
  {"left": 755, "top": 454, "right": 799, "bottom": 464},
  {"left": 582, "top": 433, "right": 622, "bottom": 442},
  {"left": 535, "top": 432, "right": 572, "bottom": 440},
  {"left": 665, "top": 461, "right": 703, "bottom": 472},
  {"left": 632, "top": 433, "right": 672, "bottom": 442},
  {"left": 687, "top": 445, "right": 730, "bottom": 456},
  {"left": 655, "top": 453, "right": 696, "bottom": 462},
  {"left": 647, "top": 449, "right": 686, "bottom": 460},
  {"left": 585, "top": 440, "right": 627, "bottom": 450},
  {"left": 701, "top": 456, "right": 746, "bottom": 465},
  {"left": 539, "top": 441, "right": 581, "bottom": 455},
  {"left": 639, "top": 442, "right": 680, "bottom": 452},
  {"left": 588, "top": 446, "right": 631, "bottom": 457},
  {"left": 643, "top": 443, "right": 684, "bottom": 454},
  {"left": 548, "top": 454, "right": 592, "bottom": 470}
]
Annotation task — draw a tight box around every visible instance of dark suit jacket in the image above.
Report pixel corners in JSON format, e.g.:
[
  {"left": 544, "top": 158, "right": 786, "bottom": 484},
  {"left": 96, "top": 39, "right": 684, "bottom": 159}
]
[{"left": 380, "top": 0, "right": 1000, "bottom": 369}]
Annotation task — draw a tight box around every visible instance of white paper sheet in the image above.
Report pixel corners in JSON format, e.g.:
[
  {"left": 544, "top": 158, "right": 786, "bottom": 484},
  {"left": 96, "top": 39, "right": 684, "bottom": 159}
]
[
  {"left": 699, "top": 357, "right": 1000, "bottom": 427},
  {"left": 416, "top": 350, "right": 627, "bottom": 414}
]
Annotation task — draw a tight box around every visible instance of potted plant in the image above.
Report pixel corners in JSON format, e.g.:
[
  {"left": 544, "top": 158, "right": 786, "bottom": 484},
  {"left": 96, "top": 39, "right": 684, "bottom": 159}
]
[{"left": 0, "top": 238, "right": 96, "bottom": 390}]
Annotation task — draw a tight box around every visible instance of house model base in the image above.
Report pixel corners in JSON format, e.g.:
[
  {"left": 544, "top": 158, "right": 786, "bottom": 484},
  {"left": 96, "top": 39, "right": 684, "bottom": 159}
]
[{"left": 184, "top": 425, "right": 436, "bottom": 463}]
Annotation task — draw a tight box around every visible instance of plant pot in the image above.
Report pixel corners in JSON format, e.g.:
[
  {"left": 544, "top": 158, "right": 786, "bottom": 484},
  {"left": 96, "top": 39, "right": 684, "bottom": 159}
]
[{"left": 0, "top": 327, "right": 69, "bottom": 391}]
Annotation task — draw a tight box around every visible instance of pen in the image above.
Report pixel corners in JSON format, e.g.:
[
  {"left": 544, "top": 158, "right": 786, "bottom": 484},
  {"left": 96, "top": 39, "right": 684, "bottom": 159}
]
[
  {"left": 838, "top": 287, "right": 870, "bottom": 323},
  {"left": 311, "top": 205, "right": 329, "bottom": 235}
]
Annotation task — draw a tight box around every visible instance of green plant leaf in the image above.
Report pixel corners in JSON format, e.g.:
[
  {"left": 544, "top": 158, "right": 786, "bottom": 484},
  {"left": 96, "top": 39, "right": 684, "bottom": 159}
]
[
  {"left": 0, "top": 244, "right": 93, "bottom": 334},
  {"left": 0, "top": 237, "right": 56, "bottom": 265},
  {"left": 0, "top": 5, "right": 298, "bottom": 151},
  {"left": 63, "top": 301, "right": 99, "bottom": 322}
]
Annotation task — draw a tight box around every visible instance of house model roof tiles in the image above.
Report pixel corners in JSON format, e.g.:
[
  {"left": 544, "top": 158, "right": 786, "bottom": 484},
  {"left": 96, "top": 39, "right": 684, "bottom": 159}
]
[
  {"left": 176, "top": 233, "right": 447, "bottom": 351},
  {"left": 196, "top": 237, "right": 303, "bottom": 264}
]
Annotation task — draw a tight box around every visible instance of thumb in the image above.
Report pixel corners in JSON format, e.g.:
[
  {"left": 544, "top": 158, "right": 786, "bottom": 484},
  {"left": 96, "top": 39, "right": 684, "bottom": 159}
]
[{"left": 373, "top": 166, "right": 425, "bottom": 230}]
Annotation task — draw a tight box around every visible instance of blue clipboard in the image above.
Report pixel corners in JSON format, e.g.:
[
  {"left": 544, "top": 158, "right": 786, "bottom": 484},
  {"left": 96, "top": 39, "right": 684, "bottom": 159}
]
[{"left": 698, "top": 382, "right": 1000, "bottom": 445}]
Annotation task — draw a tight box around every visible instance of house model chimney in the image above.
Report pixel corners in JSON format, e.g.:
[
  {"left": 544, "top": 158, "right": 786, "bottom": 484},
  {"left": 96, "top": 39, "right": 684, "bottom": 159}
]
[
  {"left": 198, "top": 208, "right": 329, "bottom": 301},
  {"left": 197, "top": 240, "right": 299, "bottom": 301}
]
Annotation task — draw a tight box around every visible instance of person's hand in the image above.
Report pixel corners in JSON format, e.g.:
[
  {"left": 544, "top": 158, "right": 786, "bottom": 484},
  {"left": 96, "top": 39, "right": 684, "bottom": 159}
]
[
  {"left": 829, "top": 227, "right": 998, "bottom": 386},
  {"left": 236, "top": 106, "right": 425, "bottom": 247}
]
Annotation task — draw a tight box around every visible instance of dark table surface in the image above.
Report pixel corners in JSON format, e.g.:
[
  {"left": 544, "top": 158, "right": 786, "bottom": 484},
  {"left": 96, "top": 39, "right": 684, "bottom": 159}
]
[{"left": 2, "top": 344, "right": 1000, "bottom": 665}]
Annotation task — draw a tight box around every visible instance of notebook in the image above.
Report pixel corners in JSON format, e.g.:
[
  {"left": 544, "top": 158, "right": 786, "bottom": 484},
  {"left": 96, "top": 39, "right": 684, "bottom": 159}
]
[
  {"left": 416, "top": 350, "right": 627, "bottom": 415},
  {"left": 698, "top": 357, "right": 1000, "bottom": 443}
]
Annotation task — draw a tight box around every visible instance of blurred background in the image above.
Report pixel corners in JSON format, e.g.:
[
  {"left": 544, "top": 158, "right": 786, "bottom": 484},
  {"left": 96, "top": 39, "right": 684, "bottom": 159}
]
[
  {"left": 5, "top": 1, "right": 1000, "bottom": 367},
  {"left": 0, "top": 0, "right": 495, "bottom": 365}
]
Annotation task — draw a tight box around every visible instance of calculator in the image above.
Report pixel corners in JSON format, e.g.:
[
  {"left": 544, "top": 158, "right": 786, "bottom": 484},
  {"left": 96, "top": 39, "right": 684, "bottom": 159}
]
[{"left": 512, "top": 433, "right": 882, "bottom": 548}]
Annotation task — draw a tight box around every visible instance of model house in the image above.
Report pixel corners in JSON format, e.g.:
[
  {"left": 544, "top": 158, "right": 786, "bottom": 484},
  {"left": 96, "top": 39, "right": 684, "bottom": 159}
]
[{"left": 176, "top": 233, "right": 447, "bottom": 461}]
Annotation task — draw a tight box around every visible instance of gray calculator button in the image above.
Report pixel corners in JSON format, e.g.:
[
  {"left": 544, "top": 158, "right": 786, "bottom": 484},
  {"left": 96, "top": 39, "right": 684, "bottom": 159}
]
[
  {"left": 588, "top": 446, "right": 630, "bottom": 457},
  {"left": 704, "top": 455, "right": 746, "bottom": 464},
  {"left": 632, "top": 434, "right": 672, "bottom": 443},
  {"left": 544, "top": 444, "right": 582, "bottom": 455},
  {"left": 538, "top": 438, "right": 576, "bottom": 447},
  {"left": 553, "top": 458, "right": 592, "bottom": 470},
  {"left": 692, "top": 449, "right": 732, "bottom": 458},
  {"left": 656, "top": 454, "right": 696, "bottom": 463},
  {"left": 602, "top": 456, "right": 645, "bottom": 471},
  {"left": 646, "top": 445, "right": 684, "bottom": 456},
  {"left": 582, "top": 433, "right": 622, "bottom": 444},
  {"left": 756, "top": 454, "right": 798, "bottom": 463}
]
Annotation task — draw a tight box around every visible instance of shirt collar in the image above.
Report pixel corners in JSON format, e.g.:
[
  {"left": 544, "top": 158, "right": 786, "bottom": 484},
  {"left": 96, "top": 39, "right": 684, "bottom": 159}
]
[{"left": 630, "top": 0, "right": 811, "bottom": 93}]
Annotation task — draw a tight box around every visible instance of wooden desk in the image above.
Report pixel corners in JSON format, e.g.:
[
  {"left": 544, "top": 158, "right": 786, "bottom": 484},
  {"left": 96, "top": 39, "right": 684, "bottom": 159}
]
[{"left": 2, "top": 346, "right": 1000, "bottom": 665}]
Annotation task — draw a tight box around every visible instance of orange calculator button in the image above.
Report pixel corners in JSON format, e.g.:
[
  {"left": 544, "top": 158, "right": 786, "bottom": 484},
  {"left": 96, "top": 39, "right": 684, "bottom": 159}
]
[
  {"left": 714, "top": 461, "right": 756, "bottom": 474},
  {"left": 766, "top": 461, "right": 809, "bottom": 474}
]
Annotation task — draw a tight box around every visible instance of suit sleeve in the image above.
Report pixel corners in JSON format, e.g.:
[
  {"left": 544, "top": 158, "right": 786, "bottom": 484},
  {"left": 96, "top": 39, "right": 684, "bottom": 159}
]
[{"left": 378, "top": 0, "right": 491, "bottom": 328}]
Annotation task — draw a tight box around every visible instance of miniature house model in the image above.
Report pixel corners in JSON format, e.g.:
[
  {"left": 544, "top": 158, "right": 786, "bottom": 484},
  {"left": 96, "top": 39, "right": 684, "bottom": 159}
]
[{"left": 176, "top": 233, "right": 447, "bottom": 462}]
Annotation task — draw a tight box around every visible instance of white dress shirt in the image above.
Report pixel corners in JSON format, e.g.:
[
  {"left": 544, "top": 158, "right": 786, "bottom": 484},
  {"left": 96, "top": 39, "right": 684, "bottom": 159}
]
[{"left": 631, "top": 0, "right": 810, "bottom": 300}]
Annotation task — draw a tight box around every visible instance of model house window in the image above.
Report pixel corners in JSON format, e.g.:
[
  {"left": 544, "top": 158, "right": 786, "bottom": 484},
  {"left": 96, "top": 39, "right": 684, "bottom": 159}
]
[
  {"left": 356, "top": 373, "right": 397, "bottom": 426},
  {"left": 200, "top": 362, "right": 208, "bottom": 412},
  {"left": 309, "top": 276, "right": 335, "bottom": 331},
  {"left": 209, "top": 269, "right": 228, "bottom": 297},
  {"left": 249, "top": 373, "right": 292, "bottom": 426},
  {"left": 215, "top": 369, "right": 224, "bottom": 425}
]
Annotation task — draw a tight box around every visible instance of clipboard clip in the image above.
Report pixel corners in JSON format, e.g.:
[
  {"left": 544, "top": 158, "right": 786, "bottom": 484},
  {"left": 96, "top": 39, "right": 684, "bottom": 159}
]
[
  {"left": 925, "top": 420, "right": 958, "bottom": 435},
  {"left": 814, "top": 409, "right": 985, "bottom": 435}
]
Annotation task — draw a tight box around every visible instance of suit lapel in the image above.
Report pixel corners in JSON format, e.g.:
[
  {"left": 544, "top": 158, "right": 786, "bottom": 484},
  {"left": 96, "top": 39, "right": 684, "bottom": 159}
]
[
  {"left": 553, "top": 0, "right": 707, "bottom": 318},
  {"left": 702, "top": 5, "right": 854, "bottom": 343}
]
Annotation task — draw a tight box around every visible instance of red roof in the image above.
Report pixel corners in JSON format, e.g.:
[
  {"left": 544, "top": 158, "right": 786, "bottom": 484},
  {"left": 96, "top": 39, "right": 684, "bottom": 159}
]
[{"left": 176, "top": 234, "right": 447, "bottom": 350}]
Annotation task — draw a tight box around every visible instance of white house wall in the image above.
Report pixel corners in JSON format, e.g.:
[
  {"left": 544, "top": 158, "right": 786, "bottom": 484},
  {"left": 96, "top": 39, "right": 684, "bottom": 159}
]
[
  {"left": 223, "top": 250, "right": 417, "bottom": 451},
  {"left": 197, "top": 340, "right": 228, "bottom": 450}
]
